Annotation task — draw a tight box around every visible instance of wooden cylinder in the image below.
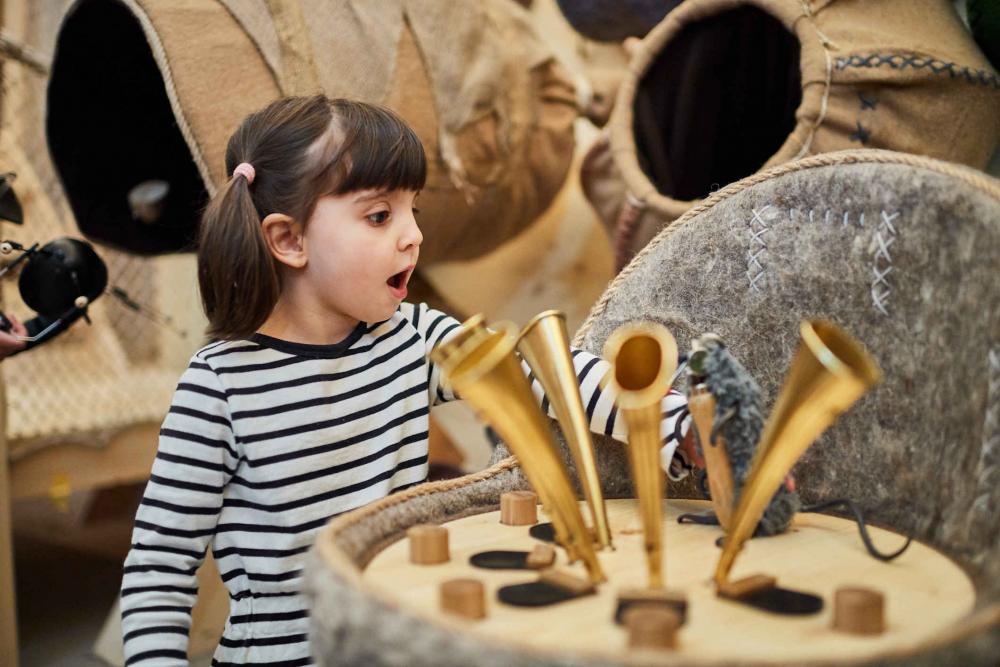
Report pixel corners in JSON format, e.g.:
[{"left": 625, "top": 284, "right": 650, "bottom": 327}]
[
  {"left": 526, "top": 543, "right": 556, "bottom": 569},
  {"left": 500, "top": 491, "right": 538, "bottom": 526},
  {"left": 624, "top": 605, "right": 680, "bottom": 650},
  {"left": 407, "top": 524, "right": 449, "bottom": 565},
  {"left": 833, "top": 587, "right": 885, "bottom": 635},
  {"left": 440, "top": 578, "right": 486, "bottom": 620}
]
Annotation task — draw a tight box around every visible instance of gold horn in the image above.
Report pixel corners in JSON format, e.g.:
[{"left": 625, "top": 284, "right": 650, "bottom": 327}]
[
  {"left": 518, "top": 311, "right": 613, "bottom": 550},
  {"left": 437, "top": 323, "right": 606, "bottom": 583},
  {"left": 605, "top": 323, "right": 678, "bottom": 589},
  {"left": 715, "top": 320, "right": 881, "bottom": 587}
]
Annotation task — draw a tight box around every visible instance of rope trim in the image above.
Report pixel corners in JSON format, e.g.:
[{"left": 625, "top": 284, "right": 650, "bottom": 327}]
[
  {"left": 573, "top": 148, "right": 1000, "bottom": 347},
  {"left": 791, "top": 1, "right": 837, "bottom": 160},
  {"left": 323, "top": 455, "right": 521, "bottom": 536}
]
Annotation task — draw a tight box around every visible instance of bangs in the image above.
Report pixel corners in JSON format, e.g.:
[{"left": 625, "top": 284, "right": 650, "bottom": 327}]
[{"left": 322, "top": 100, "right": 427, "bottom": 196}]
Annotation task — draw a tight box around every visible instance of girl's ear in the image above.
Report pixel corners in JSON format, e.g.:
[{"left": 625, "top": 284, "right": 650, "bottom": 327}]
[{"left": 261, "top": 213, "right": 307, "bottom": 268}]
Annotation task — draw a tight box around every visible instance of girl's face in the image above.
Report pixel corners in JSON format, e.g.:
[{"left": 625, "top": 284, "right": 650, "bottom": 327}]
[{"left": 301, "top": 187, "right": 422, "bottom": 326}]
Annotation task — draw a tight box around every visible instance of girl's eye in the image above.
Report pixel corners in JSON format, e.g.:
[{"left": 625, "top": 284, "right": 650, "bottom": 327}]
[
  {"left": 366, "top": 210, "right": 390, "bottom": 225},
  {"left": 412, "top": 207, "right": 421, "bottom": 217}
]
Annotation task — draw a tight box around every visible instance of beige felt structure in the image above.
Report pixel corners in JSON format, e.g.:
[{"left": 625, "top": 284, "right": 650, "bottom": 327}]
[
  {"left": 47, "top": 0, "right": 578, "bottom": 266},
  {"left": 0, "top": 3, "right": 208, "bottom": 662},
  {"left": 595, "top": 0, "right": 1000, "bottom": 268}
]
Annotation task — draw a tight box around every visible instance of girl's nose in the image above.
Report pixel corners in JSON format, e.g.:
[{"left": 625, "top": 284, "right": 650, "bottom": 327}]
[{"left": 399, "top": 213, "right": 423, "bottom": 251}]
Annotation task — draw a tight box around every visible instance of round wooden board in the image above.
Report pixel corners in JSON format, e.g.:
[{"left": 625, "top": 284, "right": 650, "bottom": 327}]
[{"left": 362, "top": 499, "right": 975, "bottom": 663}]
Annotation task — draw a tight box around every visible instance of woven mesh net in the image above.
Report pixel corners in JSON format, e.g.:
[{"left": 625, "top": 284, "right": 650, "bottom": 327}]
[{"left": 1, "top": 2, "right": 203, "bottom": 459}]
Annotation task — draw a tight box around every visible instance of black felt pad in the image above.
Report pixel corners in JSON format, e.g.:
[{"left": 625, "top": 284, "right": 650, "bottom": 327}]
[
  {"left": 497, "top": 581, "right": 583, "bottom": 607},
  {"left": 734, "top": 586, "right": 823, "bottom": 615},
  {"left": 469, "top": 550, "right": 530, "bottom": 570},
  {"left": 529, "top": 522, "right": 556, "bottom": 543}
]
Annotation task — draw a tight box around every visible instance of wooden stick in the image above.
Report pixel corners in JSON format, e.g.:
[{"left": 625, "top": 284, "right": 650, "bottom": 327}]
[{"left": 688, "top": 387, "right": 735, "bottom": 531}]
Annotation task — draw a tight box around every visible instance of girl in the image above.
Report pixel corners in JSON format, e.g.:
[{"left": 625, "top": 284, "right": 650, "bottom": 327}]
[{"left": 120, "top": 96, "right": 691, "bottom": 666}]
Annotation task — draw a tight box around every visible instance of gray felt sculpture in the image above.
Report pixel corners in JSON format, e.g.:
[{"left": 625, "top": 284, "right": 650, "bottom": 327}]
[{"left": 307, "top": 149, "right": 1000, "bottom": 666}]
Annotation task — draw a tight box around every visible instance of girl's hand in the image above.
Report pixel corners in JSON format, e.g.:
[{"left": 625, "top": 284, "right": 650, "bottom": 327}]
[{"left": 678, "top": 427, "right": 705, "bottom": 470}]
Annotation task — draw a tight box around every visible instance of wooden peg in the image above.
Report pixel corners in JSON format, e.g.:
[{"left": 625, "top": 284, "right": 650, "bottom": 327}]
[
  {"left": 500, "top": 491, "right": 538, "bottom": 525},
  {"left": 833, "top": 586, "right": 885, "bottom": 635},
  {"left": 407, "top": 524, "right": 449, "bottom": 565},
  {"left": 538, "top": 568, "right": 596, "bottom": 596},
  {"left": 717, "top": 574, "right": 776, "bottom": 600},
  {"left": 624, "top": 605, "right": 681, "bottom": 650},
  {"left": 615, "top": 588, "right": 687, "bottom": 624},
  {"left": 440, "top": 578, "right": 486, "bottom": 620},
  {"left": 526, "top": 543, "right": 556, "bottom": 569}
]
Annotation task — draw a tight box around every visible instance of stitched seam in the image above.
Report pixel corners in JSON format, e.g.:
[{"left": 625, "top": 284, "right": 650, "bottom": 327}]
[
  {"left": 870, "top": 210, "right": 899, "bottom": 316},
  {"left": 746, "top": 206, "right": 771, "bottom": 293},
  {"left": 836, "top": 53, "right": 1000, "bottom": 89}
]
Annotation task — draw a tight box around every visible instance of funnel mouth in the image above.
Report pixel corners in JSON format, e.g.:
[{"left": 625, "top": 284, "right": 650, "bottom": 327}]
[
  {"left": 517, "top": 310, "right": 566, "bottom": 343},
  {"left": 801, "top": 320, "right": 882, "bottom": 387},
  {"left": 605, "top": 323, "right": 678, "bottom": 408},
  {"left": 445, "top": 324, "right": 519, "bottom": 390}
]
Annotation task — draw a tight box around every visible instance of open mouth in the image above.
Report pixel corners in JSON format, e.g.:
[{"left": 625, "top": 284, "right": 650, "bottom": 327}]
[{"left": 387, "top": 267, "right": 411, "bottom": 292}]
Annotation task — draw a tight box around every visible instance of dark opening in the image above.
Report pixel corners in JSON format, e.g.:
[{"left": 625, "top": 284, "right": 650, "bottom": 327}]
[
  {"left": 633, "top": 6, "right": 801, "bottom": 202},
  {"left": 46, "top": 0, "right": 208, "bottom": 255}
]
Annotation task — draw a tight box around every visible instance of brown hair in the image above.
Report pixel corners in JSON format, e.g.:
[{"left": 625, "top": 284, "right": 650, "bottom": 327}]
[{"left": 197, "top": 95, "right": 427, "bottom": 340}]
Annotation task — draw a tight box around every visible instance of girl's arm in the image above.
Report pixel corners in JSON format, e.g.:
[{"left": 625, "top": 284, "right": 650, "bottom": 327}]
[
  {"left": 525, "top": 348, "right": 692, "bottom": 479},
  {"left": 409, "top": 303, "right": 691, "bottom": 478},
  {"left": 120, "top": 356, "right": 237, "bottom": 665},
  {"left": 405, "top": 303, "right": 464, "bottom": 404}
]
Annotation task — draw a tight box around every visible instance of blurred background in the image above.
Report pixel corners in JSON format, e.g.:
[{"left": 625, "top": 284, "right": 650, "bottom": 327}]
[{"left": 1, "top": 0, "right": 996, "bottom": 664}]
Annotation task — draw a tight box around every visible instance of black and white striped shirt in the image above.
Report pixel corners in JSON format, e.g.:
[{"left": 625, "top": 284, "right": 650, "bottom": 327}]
[{"left": 120, "top": 303, "right": 689, "bottom": 666}]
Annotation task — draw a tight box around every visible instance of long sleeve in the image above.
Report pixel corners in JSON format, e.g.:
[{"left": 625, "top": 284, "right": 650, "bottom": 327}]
[
  {"left": 403, "top": 302, "right": 464, "bottom": 405},
  {"left": 120, "top": 355, "right": 237, "bottom": 665},
  {"left": 525, "top": 348, "right": 691, "bottom": 479}
]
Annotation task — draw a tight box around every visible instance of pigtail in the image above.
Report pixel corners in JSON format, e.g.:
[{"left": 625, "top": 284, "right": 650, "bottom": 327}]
[{"left": 197, "top": 173, "right": 279, "bottom": 340}]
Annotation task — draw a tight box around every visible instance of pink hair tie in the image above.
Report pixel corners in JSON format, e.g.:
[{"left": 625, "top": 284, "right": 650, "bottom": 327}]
[{"left": 232, "top": 162, "right": 256, "bottom": 184}]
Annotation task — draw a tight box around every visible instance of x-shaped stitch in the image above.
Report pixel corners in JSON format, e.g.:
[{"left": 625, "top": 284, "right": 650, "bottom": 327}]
[
  {"left": 880, "top": 210, "right": 899, "bottom": 233},
  {"left": 873, "top": 232, "right": 894, "bottom": 263},
  {"left": 871, "top": 264, "right": 893, "bottom": 287},
  {"left": 871, "top": 286, "right": 891, "bottom": 316},
  {"left": 749, "top": 206, "right": 772, "bottom": 229}
]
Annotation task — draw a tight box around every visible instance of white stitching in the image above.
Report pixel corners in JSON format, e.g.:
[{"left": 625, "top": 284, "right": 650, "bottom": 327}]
[
  {"left": 746, "top": 206, "right": 771, "bottom": 293},
  {"left": 870, "top": 210, "right": 899, "bottom": 316}
]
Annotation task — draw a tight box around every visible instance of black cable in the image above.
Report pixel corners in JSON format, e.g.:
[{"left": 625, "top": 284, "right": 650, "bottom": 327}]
[{"left": 802, "top": 498, "right": 912, "bottom": 562}]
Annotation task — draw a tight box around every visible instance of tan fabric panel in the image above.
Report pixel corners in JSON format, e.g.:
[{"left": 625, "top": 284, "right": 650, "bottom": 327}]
[
  {"left": 102, "top": 0, "right": 581, "bottom": 263},
  {"left": 134, "top": 0, "right": 282, "bottom": 192},
  {"left": 603, "top": 0, "right": 1000, "bottom": 269}
]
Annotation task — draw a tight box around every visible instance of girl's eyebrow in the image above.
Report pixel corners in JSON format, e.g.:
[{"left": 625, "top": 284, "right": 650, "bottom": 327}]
[{"left": 353, "top": 190, "right": 390, "bottom": 204}]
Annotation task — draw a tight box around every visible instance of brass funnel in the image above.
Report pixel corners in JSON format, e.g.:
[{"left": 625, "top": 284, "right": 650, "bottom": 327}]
[
  {"left": 429, "top": 313, "right": 488, "bottom": 370},
  {"left": 605, "top": 323, "right": 678, "bottom": 589},
  {"left": 715, "top": 320, "right": 881, "bottom": 586},
  {"left": 439, "top": 323, "right": 606, "bottom": 583},
  {"left": 518, "top": 311, "right": 613, "bottom": 549}
]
